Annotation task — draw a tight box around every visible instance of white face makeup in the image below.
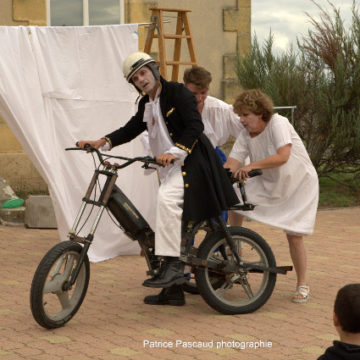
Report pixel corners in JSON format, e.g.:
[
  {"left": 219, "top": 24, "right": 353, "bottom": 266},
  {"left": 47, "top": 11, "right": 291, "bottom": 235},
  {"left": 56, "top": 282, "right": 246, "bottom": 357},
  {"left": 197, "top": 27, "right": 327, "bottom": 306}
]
[{"left": 131, "top": 66, "right": 158, "bottom": 98}]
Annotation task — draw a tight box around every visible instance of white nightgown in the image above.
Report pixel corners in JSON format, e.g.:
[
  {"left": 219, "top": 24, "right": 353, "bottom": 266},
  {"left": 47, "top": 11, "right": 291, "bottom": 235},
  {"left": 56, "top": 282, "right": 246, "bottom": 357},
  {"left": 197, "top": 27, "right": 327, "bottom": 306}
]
[
  {"left": 140, "top": 95, "right": 243, "bottom": 153},
  {"left": 230, "top": 113, "right": 319, "bottom": 235},
  {"left": 201, "top": 96, "right": 243, "bottom": 147}
]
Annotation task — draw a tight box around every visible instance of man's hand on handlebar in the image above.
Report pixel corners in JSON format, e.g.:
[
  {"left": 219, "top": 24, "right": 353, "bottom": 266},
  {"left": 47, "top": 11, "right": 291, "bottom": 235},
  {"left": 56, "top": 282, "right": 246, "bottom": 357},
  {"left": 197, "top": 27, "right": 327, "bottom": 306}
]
[
  {"left": 156, "top": 153, "right": 176, "bottom": 166},
  {"left": 74, "top": 142, "right": 176, "bottom": 168},
  {"left": 77, "top": 139, "right": 106, "bottom": 149}
]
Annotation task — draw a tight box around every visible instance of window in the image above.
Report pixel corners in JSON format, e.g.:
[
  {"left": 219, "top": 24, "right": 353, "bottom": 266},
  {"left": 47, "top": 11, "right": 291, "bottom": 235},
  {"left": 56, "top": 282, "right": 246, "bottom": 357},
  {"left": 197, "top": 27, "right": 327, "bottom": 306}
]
[{"left": 48, "top": 0, "right": 124, "bottom": 26}]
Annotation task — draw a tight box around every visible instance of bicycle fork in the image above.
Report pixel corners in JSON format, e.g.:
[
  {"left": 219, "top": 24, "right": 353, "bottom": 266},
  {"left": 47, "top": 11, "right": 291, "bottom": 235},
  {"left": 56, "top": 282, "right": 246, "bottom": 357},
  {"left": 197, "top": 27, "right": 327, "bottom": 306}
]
[
  {"left": 64, "top": 167, "right": 118, "bottom": 289},
  {"left": 216, "top": 216, "right": 243, "bottom": 266}
]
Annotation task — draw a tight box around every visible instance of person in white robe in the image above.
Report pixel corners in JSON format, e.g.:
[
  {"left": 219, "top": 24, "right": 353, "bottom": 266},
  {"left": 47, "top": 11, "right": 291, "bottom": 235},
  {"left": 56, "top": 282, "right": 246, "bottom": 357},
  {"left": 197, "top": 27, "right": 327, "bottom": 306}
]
[
  {"left": 225, "top": 89, "right": 319, "bottom": 304},
  {"left": 183, "top": 66, "right": 244, "bottom": 222},
  {"left": 183, "top": 66, "right": 243, "bottom": 151},
  {"left": 141, "top": 65, "right": 244, "bottom": 161}
]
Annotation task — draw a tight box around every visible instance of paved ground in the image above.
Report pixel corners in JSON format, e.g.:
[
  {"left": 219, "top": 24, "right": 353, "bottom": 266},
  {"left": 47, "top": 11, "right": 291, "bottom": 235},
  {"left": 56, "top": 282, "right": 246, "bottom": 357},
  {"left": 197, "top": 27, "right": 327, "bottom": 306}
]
[{"left": 0, "top": 207, "right": 359, "bottom": 360}]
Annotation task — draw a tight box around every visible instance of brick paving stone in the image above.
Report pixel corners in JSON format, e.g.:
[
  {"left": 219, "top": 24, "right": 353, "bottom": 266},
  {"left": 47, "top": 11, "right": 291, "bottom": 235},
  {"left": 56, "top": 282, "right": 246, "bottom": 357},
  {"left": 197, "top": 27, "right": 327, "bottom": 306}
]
[{"left": 0, "top": 207, "right": 359, "bottom": 359}]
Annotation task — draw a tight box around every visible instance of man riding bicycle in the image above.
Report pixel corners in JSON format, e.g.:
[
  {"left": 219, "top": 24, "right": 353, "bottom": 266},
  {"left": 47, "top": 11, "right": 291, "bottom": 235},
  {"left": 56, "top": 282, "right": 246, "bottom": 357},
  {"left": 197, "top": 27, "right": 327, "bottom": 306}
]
[{"left": 77, "top": 52, "right": 238, "bottom": 306}]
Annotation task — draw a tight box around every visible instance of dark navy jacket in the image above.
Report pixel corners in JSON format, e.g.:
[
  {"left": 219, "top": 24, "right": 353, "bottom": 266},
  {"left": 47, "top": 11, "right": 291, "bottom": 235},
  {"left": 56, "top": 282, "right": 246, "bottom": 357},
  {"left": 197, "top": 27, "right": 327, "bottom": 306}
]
[{"left": 106, "top": 77, "right": 238, "bottom": 221}]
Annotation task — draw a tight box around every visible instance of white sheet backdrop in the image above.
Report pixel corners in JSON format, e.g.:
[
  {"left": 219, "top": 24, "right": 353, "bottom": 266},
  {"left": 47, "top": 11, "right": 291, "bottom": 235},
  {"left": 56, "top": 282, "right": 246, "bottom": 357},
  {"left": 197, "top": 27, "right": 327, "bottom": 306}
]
[{"left": 0, "top": 25, "right": 158, "bottom": 261}]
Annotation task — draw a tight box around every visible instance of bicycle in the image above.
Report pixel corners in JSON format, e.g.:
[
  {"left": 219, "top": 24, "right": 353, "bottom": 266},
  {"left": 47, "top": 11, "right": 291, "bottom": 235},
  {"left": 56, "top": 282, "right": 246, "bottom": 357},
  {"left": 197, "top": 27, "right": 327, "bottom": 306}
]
[{"left": 30, "top": 146, "right": 292, "bottom": 329}]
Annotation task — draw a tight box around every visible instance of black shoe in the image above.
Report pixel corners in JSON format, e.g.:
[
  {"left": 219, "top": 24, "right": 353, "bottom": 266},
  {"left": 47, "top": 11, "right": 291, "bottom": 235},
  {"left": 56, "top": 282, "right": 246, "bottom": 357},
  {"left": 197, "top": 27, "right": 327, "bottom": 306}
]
[
  {"left": 144, "top": 285, "right": 185, "bottom": 306},
  {"left": 143, "top": 258, "right": 185, "bottom": 288}
]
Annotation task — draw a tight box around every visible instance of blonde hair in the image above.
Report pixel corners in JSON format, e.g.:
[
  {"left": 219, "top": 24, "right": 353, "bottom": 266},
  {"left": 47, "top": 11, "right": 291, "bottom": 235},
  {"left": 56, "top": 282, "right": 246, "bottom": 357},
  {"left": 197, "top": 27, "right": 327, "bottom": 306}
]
[{"left": 233, "top": 89, "right": 274, "bottom": 122}]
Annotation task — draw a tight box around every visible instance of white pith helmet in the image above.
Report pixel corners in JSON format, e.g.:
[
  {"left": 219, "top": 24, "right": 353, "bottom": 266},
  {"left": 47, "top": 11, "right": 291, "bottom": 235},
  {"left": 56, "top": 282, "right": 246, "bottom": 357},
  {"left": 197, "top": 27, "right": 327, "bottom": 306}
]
[{"left": 122, "top": 51, "right": 157, "bottom": 83}]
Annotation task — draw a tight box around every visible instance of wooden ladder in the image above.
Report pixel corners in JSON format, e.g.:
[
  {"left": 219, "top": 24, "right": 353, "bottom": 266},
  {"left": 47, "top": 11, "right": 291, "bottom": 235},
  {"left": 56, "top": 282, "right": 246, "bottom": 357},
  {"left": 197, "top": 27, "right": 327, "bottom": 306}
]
[{"left": 144, "top": 7, "right": 198, "bottom": 81}]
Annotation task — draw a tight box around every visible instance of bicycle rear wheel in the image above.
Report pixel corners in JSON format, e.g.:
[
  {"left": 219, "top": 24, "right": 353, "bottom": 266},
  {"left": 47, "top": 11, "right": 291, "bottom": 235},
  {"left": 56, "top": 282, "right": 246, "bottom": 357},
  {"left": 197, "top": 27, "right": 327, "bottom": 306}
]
[
  {"left": 195, "top": 227, "right": 276, "bottom": 314},
  {"left": 182, "top": 227, "right": 224, "bottom": 294},
  {"left": 30, "top": 241, "right": 90, "bottom": 329}
]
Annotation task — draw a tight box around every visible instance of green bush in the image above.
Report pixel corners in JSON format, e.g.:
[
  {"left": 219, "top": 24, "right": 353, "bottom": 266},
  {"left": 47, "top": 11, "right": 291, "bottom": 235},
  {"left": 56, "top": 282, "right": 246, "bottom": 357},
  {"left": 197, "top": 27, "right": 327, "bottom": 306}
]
[{"left": 235, "top": 0, "right": 360, "bottom": 183}]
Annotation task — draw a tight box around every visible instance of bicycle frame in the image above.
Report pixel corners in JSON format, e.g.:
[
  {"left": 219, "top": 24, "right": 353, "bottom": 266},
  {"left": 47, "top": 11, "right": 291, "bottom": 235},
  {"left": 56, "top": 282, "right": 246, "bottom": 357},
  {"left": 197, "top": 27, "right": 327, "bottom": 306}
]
[
  {"left": 64, "top": 148, "right": 160, "bottom": 285},
  {"left": 64, "top": 147, "right": 291, "bottom": 289},
  {"left": 30, "top": 146, "right": 294, "bottom": 329}
]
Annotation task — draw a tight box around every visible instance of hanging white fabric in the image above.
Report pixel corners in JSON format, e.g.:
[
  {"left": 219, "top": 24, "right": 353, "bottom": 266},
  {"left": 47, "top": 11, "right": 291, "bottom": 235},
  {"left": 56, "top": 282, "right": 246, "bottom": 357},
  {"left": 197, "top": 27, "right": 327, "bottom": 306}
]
[{"left": 0, "top": 25, "right": 158, "bottom": 262}]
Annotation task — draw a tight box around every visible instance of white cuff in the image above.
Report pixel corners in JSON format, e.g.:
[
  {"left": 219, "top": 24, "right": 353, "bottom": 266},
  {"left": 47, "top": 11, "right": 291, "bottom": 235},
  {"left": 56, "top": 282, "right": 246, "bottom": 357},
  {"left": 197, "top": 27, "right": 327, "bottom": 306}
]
[
  {"left": 101, "top": 142, "right": 110, "bottom": 151},
  {"left": 166, "top": 146, "right": 188, "bottom": 163}
]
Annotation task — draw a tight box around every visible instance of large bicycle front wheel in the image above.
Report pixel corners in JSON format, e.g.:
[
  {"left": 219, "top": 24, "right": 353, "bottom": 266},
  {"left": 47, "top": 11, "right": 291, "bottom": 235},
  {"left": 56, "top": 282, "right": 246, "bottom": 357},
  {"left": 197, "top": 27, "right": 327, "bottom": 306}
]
[
  {"left": 30, "top": 241, "right": 90, "bottom": 329},
  {"left": 195, "top": 227, "right": 276, "bottom": 314}
]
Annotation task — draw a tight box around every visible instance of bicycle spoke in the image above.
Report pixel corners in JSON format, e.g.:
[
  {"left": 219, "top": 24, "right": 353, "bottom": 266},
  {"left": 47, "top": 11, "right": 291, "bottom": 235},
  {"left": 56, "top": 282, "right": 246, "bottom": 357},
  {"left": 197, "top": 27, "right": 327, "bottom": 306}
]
[
  {"left": 215, "top": 282, "right": 233, "bottom": 297},
  {"left": 43, "top": 255, "right": 75, "bottom": 294},
  {"left": 50, "top": 256, "right": 66, "bottom": 277},
  {"left": 241, "top": 278, "right": 254, "bottom": 298},
  {"left": 57, "top": 291, "right": 71, "bottom": 309},
  {"left": 208, "top": 255, "right": 224, "bottom": 264},
  {"left": 43, "top": 276, "right": 63, "bottom": 294}
]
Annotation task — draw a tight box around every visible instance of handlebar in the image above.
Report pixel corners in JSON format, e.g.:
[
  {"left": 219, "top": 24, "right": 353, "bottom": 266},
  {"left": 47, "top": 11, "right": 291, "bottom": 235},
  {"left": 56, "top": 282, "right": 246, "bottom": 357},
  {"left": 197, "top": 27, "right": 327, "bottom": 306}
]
[
  {"left": 67, "top": 145, "right": 261, "bottom": 178},
  {"left": 247, "top": 169, "right": 263, "bottom": 178},
  {"left": 65, "top": 146, "right": 162, "bottom": 170},
  {"left": 226, "top": 168, "right": 262, "bottom": 210},
  {"left": 225, "top": 168, "right": 262, "bottom": 183}
]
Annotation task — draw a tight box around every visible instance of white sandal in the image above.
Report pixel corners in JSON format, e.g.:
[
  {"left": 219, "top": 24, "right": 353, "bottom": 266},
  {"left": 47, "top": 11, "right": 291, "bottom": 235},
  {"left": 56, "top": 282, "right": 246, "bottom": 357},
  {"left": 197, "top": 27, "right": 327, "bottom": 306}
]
[{"left": 292, "top": 285, "right": 310, "bottom": 303}]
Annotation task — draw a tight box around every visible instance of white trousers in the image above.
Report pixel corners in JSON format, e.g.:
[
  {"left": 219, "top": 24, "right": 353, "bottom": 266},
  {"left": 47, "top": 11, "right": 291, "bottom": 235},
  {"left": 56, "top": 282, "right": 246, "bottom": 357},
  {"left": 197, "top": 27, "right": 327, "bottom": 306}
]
[{"left": 155, "top": 166, "right": 184, "bottom": 257}]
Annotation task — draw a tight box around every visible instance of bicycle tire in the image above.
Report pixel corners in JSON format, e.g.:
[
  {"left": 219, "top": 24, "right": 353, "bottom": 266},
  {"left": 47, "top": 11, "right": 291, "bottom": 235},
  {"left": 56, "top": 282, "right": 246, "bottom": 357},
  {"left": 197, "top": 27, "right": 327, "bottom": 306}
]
[
  {"left": 195, "top": 226, "right": 276, "bottom": 315},
  {"left": 30, "top": 241, "right": 90, "bottom": 329}
]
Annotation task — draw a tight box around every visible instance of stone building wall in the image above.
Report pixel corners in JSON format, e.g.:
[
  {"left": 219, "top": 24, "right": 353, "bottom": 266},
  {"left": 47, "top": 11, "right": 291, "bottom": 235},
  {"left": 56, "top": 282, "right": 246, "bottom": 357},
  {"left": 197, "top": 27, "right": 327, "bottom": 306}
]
[
  {"left": 0, "top": 0, "right": 250, "bottom": 191},
  {"left": 0, "top": 0, "right": 47, "bottom": 193}
]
